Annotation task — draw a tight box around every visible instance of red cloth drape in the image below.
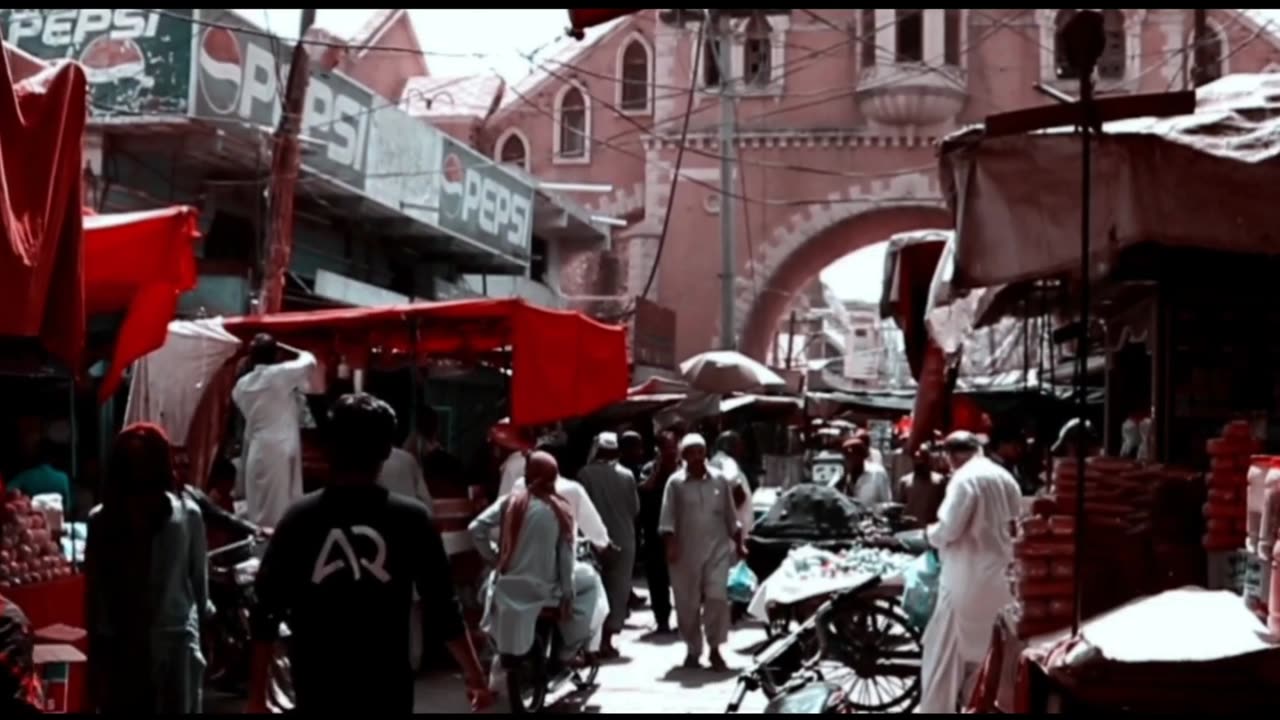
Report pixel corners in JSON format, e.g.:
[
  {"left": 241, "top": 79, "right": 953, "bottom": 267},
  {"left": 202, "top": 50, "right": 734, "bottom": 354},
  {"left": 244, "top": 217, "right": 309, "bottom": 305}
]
[
  {"left": 223, "top": 299, "right": 630, "bottom": 427},
  {"left": 83, "top": 206, "right": 200, "bottom": 400},
  {"left": 566, "top": 9, "right": 638, "bottom": 35},
  {"left": 0, "top": 49, "right": 87, "bottom": 366}
]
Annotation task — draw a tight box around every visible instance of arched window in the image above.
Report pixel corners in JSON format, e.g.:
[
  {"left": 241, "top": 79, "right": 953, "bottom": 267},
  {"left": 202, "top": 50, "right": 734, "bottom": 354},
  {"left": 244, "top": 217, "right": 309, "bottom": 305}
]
[
  {"left": 895, "top": 9, "right": 923, "bottom": 63},
  {"left": 1098, "top": 9, "right": 1126, "bottom": 80},
  {"left": 497, "top": 131, "right": 528, "bottom": 171},
  {"left": 944, "top": 9, "right": 962, "bottom": 66},
  {"left": 619, "top": 39, "right": 649, "bottom": 111},
  {"left": 557, "top": 85, "right": 588, "bottom": 159},
  {"left": 860, "top": 9, "right": 876, "bottom": 68},
  {"left": 744, "top": 14, "right": 773, "bottom": 87},
  {"left": 1053, "top": 9, "right": 1081, "bottom": 79},
  {"left": 1055, "top": 9, "right": 1127, "bottom": 81}
]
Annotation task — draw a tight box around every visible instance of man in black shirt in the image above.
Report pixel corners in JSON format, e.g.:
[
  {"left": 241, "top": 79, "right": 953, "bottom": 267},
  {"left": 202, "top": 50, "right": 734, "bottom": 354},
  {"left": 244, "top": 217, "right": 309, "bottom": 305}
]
[{"left": 247, "top": 393, "right": 490, "bottom": 714}]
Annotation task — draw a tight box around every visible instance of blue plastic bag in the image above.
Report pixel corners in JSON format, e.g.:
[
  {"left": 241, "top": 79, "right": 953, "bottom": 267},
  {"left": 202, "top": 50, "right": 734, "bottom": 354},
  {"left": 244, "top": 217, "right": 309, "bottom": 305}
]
[
  {"left": 727, "top": 561, "right": 758, "bottom": 604},
  {"left": 901, "top": 549, "right": 941, "bottom": 632}
]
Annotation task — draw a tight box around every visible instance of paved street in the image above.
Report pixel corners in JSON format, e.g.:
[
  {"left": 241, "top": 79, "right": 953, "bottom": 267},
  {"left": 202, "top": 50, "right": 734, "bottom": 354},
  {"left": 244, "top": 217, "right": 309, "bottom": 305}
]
[{"left": 416, "top": 606, "right": 771, "bottom": 714}]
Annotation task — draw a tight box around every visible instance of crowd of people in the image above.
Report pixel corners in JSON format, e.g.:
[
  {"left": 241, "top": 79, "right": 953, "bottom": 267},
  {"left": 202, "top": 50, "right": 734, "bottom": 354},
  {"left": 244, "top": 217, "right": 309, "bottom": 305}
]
[{"left": 0, "top": 330, "right": 1083, "bottom": 715}]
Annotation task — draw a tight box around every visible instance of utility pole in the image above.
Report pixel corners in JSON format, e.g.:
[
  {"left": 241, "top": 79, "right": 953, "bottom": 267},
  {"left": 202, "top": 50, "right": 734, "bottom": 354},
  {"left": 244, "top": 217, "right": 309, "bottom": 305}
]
[
  {"left": 1191, "top": 8, "right": 1209, "bottom": 88},
  {"left": 259, "top": 9, "right": 317, "bottom": 315},
  {"left": 715, "top": 9, "right": 737, "bottom": 351}
]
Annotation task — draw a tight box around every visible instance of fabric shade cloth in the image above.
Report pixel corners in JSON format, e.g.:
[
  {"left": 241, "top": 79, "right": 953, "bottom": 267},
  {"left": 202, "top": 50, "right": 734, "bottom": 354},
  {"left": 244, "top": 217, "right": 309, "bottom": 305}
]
[
  {"left": 0, "top": 48, "right": 87, "bottom": 366},
  {"left": 222, "top": 299, "right": 629, "bottom": 427},
  {"left": 679, "top": 350, "right": 786, "bottom": 395},
  {"left": 939, "top": 72, "right": 1280, "bottom": 291},
  {"left": 879, "top": 229, "right": 949, "bottom": 381},
  {"left": 84, "top": 205, "right": 201, "bottom": 400}
]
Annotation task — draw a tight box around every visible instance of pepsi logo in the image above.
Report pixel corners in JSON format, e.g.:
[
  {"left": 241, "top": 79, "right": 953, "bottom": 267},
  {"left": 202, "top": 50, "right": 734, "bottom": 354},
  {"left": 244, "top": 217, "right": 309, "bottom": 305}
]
[
  {"left": 78, "top": 35, "right": 145, "bottom": 86},
  {"left": 442, "top": 153, "right": 464, "bottom": 185},
  {"left": 198, "top": 26, "right": 244, "bottom": 115}
]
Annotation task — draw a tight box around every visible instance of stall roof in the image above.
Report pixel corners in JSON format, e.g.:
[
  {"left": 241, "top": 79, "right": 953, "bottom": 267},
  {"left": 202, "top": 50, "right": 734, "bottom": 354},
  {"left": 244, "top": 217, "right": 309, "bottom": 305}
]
[
  {"left": 222, "top": 299, "right": 629, "bottom": 427},
  {"left": 940, "top": 72, "right": 1280, "bottom": 290}
]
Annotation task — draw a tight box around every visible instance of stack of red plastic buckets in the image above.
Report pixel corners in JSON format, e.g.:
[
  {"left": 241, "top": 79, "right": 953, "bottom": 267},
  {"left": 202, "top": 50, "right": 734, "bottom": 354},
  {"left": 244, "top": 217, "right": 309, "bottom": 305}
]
[{"left": 1204, "top": 423, "right": 1255, "bottom": 552}]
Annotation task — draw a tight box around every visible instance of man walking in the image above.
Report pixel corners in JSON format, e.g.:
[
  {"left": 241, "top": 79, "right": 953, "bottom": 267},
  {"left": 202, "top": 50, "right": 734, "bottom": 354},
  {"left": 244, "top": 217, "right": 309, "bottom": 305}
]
[
  {"left": 659, "top": 434, "right": 746, "bottom": 671},
  {"left": 918, "top": 431, "right": 1022, "bottom": 713},
  {"left": 640, "top": 431, "right": 679, "bottom": 633},
  {"left": 246, "top": 394, "right": 490, "bottom": 714},
  {"left": 578, "top": 433, "right": 639, "bottom": 658}
]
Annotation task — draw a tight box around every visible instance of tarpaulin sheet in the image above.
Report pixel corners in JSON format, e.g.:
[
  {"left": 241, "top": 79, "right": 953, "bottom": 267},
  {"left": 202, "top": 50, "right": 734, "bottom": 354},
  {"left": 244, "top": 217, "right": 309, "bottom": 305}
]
[
  {"left": 940, "top": 72, "right": 1280, "bottom": 290},
  {"left": 84, "top": 205, "right": 201, "bottom": 399},
  {"left": 0, "top": 48, "right": 86, "bottom": 365},
  {"left": 222, "top": 299, "right": 629, "bottom": 427}
]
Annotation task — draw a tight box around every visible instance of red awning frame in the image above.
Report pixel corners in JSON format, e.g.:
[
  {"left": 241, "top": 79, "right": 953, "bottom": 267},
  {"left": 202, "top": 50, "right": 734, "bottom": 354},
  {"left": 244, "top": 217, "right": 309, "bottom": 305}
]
[{"left": 222, "top": 299, "right": 630, "bottom": 427}]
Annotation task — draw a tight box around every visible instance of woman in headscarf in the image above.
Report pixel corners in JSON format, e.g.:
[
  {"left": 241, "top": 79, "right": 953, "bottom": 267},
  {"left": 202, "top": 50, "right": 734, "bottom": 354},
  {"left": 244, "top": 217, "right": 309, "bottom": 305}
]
[{"left": 85, "top": 423, "right": 210, "bottom": 713}]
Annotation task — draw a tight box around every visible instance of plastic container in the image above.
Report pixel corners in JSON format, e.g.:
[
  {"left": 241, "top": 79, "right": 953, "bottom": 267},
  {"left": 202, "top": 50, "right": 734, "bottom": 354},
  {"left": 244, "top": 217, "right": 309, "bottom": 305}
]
[{"left": 1248, "top": 456, "right": 1272, "bottom": 541}]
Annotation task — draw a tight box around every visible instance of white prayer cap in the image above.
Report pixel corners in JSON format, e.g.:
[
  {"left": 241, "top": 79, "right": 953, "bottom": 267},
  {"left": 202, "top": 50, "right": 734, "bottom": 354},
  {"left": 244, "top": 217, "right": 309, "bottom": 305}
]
[
  {"left": 596, "top": 432, "right": 619, "bottom": 450},
  {"left": 679, "top": 433, "right": 707, "bottom": 453}
]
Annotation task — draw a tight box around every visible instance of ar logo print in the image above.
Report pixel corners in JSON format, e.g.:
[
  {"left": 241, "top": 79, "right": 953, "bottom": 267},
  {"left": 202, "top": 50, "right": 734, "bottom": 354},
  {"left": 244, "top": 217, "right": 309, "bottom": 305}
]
[{"left": 312, "top": 525, "right": 392, "bottom": 584}]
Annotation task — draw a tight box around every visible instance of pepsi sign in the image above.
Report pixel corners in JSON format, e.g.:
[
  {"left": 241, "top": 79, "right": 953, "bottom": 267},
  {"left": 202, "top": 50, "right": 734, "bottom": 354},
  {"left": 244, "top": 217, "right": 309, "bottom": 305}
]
[
  {"left": 438, "top": 136, "right": 533, "bottom": 256},
  {"left": 0, "top": 9, "right": 192, "bottom": 117},
  {"left": 191, "top": 10, "right": 372, "bottom": 191}
]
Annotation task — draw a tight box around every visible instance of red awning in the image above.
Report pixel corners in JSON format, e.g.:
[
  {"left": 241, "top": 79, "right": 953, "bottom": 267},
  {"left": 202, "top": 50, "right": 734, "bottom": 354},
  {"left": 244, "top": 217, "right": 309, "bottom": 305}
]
[
  {"left": 0, "top": 45, "right": 87, "bottom": 366},
  {"left": 84, "top": 205, "right": 201, "bottom": 399},
  {"left": 223, "top": 299, "right": 630, "bottom": 427},
  {"left": 566, "top": 9, "right": 638, "bottom": 37}
]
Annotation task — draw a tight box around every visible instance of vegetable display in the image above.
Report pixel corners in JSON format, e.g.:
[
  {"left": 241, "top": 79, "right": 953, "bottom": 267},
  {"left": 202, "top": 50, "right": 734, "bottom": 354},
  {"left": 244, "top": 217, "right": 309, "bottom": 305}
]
[{"left": 0, "top": 491, "right": 73, "bottom": 589}]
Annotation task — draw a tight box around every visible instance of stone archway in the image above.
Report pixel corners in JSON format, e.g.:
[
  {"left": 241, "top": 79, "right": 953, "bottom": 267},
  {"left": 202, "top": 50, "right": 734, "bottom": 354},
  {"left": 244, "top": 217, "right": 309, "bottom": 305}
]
[{"left": 739, "top": 204, "right": 951, "bottom": 360}]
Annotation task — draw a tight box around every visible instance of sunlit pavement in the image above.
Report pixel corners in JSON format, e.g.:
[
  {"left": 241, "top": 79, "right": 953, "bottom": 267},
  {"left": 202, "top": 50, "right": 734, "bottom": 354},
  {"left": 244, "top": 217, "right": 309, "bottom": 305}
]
[{"left": 417, "top": 607, "right": 770, "bottom": 714}]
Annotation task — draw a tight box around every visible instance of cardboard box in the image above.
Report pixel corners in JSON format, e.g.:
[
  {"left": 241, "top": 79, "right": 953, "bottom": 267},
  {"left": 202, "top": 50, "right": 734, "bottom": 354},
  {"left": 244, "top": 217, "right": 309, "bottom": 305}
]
[{"left": 33, "top": 624, "right": 87, "bottom": 714}]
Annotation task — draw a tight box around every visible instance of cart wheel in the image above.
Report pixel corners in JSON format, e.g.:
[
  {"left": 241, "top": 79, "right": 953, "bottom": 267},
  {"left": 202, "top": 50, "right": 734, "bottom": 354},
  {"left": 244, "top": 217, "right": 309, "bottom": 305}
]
[{"left": 818, "top": 598, "right": 923, "bottom": 713}]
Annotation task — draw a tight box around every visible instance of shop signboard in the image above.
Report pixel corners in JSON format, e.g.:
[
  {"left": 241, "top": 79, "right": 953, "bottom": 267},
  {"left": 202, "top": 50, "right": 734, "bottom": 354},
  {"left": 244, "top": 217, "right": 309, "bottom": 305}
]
[
  {"left": 190, "top": 9, "right": 373, "bottom": 191},
  {"left": 366, "top": 104, "right": 442, "bottom": 227},
  {"left": 438, "top": 135, "right": 533, "bottom": 260},
  {"left": 0, "top": 9, "right": 194, "bottom": 117},
  {"left": 633, "top": 298, "right": 677, "bottom": 369}
]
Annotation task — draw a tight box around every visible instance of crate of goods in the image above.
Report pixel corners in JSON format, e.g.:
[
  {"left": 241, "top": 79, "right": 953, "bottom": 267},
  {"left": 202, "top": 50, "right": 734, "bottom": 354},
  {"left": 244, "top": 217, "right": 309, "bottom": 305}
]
[
  {"left": 1203, "top": 422, "right": 1255, "bottom": 552},
  {"left": 1010, "top": 505, "right": 1077, "bottom": 639},
  {"left": 0, "top": 492, "right": 73, "bottom": 590}
]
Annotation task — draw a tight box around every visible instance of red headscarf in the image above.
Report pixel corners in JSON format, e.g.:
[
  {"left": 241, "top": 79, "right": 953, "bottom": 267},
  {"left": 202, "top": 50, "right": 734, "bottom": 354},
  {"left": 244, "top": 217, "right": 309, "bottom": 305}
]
[{"left": 497, "top": 483, "right": 574, "bottom": 574}]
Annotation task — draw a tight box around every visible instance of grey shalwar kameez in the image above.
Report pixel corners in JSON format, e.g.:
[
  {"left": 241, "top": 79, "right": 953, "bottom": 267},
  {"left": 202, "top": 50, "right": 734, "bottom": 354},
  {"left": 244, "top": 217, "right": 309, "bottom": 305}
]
[
  {"left": 658, "top": 467, "right": 741, "bottom": 657},
  {"left": 578, "top": 460, "right": 639, "bottom": 633}
]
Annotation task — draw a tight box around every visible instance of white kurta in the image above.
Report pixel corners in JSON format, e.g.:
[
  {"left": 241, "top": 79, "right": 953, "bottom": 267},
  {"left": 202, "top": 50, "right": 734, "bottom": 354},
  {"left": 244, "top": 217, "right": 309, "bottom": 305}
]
[
  {"left": 377, "top": 447, "right": 433, "bottom": 510},
  {"left": 231, "top": 352, "right": 316, "bottom": 529},
  {"left": 918, "top": 455, "right": 1022, "bottom": 714},
  {"left": 711, "top": 452, "right": 755, "bottom": 534},
  {"left": 498, "top": 452, "right": 527, "bottom": 498},
  {"left": 849, "top": 462, "right": 894, "bottom": 507},
  {"left": 511, "top": 476, "right": 612, "bottom": 549}
]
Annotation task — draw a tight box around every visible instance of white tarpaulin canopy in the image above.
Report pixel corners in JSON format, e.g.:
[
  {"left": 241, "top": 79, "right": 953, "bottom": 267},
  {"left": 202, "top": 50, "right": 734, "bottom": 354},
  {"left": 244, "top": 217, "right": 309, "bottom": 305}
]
[{"left": 940, "top": 72, "right": 1280, "bottom": 290}]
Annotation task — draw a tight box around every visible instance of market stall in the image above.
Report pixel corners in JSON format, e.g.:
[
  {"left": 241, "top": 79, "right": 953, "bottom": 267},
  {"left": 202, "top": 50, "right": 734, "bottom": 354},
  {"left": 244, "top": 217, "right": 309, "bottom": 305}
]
[{"left": 933, "top": 57, "right": 1280, "bottom": 710}]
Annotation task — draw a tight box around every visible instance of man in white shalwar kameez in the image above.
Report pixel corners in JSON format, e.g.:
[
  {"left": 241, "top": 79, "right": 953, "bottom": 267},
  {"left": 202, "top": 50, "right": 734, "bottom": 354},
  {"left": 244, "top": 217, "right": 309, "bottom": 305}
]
[
  {"left": 660, "top": 434, "right": 746, "bottom": 671},
  {"left": 711, "top": 431, "right": 755, "bottom": 535},
  {"left": 469, "top": 452, "right": 603, "bottom": 667},
  {"left": 232, "top": 334, "right": 317, "bottom": 529},
  {"left": 917, "top": 431, "right": 1022, "bottom": 713},
  {"left": 578, "top": 432, "right": 639, "bottom": 658}
]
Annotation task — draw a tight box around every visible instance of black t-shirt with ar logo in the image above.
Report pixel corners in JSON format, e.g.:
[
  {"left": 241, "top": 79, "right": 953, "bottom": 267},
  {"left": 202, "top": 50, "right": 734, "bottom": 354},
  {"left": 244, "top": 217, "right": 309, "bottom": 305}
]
[{"left": 251, "top": 485, "right": 465, "bottom": 713}]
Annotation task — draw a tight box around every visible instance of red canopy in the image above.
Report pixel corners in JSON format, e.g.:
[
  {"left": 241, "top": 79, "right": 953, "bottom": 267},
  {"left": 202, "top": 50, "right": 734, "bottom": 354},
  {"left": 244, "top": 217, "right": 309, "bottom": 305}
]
[
  {"left": 566, "top": 9, "right": 639, "bottom": 37},
  {"left": 0, "top": 45, "right": 87, "bottom": 366},
  {"left": 223, "top": 299, "right": 630, "bottom": 427},
  {"left": 84, "top": 205, "right": 200, "bottom": 399}
]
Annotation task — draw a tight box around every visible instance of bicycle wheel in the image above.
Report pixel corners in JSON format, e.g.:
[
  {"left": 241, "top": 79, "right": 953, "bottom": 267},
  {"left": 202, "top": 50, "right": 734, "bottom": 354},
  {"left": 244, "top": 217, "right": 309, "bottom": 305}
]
[
  {"left": 507, "top": 637, "right": 550, "bottom": 714},
  {"left": 818, "top": 598, "right": 923, "bottom": 713}
]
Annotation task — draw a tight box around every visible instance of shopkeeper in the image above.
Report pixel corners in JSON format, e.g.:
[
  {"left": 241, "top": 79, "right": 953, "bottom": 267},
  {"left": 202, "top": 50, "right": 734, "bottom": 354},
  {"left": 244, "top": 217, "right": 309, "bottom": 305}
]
[{"left": 8, "top": 417, "right": 72, "bottom": 514}]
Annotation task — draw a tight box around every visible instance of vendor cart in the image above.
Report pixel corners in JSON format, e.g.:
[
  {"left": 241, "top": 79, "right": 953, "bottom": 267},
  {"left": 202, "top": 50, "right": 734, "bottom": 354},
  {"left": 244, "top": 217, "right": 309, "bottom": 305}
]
[{"left": 744, "top": 484, "right": 926, "bottom": 713}]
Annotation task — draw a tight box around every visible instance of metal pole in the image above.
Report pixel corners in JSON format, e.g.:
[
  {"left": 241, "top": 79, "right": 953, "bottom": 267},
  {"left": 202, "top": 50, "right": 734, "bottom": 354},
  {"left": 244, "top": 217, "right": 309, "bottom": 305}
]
[
  {"left": 716, "top": 10, "right": 737, "bottom": 350},
  {"left": 1072, "top": 69, "right": 1094, "bottom": 638},
  {"left": 785, "top": 310, "right": 798, "bottom": 370},
  {"left": 259, "top": 8, "right": 317, "bottom": 314}
]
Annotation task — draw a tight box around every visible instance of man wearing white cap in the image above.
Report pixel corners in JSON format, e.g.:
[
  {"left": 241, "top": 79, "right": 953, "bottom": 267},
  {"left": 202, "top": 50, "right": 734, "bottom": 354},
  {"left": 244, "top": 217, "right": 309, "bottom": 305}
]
[
  {"left": 659, "top": 433, "right": 746, "bottom": 671},
  {"left": 918, "top": 431, "right": 1022, "bottom": 713},
  {"left": 578, "top": 432, "right": 640, "bottom": 658}
]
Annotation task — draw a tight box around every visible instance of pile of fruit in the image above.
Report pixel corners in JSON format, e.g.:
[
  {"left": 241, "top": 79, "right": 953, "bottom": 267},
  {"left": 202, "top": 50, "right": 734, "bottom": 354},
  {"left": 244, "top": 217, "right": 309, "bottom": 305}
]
[
  {"left": 0, "top": 491, "right": 73, "bottom": 590},
  {"left": 786, "top": 545, "right": 914, "bottom": 583},
  {"left": 1203, "top": 421, "right": 1255, "bottom": 552}
]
